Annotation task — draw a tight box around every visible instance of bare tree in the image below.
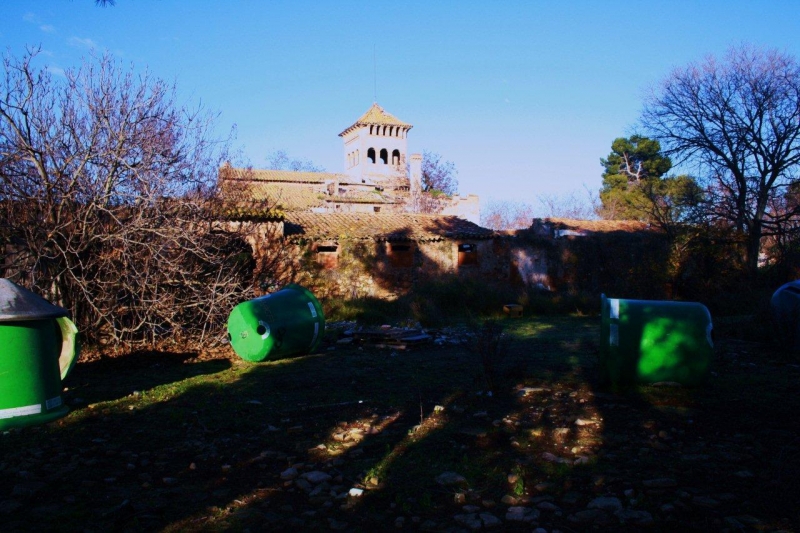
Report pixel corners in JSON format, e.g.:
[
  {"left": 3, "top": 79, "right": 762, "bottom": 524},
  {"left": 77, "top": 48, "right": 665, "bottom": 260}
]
[
  {"left": 1, "top": 49, "right": 253, "bottom": 348},
  {"left": 402, "top": 150, "right": 460, "bottom": 215},
  {"left": 481, "top": 200, "right": 537, "bottom": 230},
  {"left": 537, "top": 186, "right": 600, "bottom": 221},
  {"left": 642, "top": 45, "right": 800, "bottom": 277},
  {"left": 421, "top": 150, "right": 458, "bottom": 195},
  {"left": 266, "top": 149, "right": 324, "bottom": 172}
]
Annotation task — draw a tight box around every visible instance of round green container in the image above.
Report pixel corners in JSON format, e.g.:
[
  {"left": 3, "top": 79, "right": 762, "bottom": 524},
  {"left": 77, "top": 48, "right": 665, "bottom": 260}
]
[
  {"left": 771, "top": 280, "right": 800, "bottom": 351},
  {"left": 0, "top": 278, "right": 79, "bottom": 431},
  {"left": 600, "top": 294, "right": 713, "bottom": 386},
  {"left": 0, "top": 320, "right": 70, "bottom": 430},
  {"left": 227, "top": 284, "right": 325, "bottom": 362}
]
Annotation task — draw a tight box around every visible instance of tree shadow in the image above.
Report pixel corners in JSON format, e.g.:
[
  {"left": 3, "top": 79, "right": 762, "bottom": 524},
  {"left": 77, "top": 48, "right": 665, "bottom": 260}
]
[{"left": 1, "top": 317, "right": 797, "bottom": 532}]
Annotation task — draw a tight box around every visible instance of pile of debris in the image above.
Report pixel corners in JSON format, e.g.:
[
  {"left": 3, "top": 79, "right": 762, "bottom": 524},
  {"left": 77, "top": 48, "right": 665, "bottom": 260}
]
[{"left": 326, "top": 321, "right": 475, "bottom": 350}]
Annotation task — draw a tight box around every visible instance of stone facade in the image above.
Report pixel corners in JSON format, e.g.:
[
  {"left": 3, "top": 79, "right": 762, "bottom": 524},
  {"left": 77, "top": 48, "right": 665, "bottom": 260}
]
[
  {"left": 228, "top": 214, "right": 667, "bottom": 302},
  {"left": 230, "top": 213, "right": 500, "bottom": 299},
  {"left": 278, "top": 212, "right": 498, "bottom": 299},
  {"left": 218, "top": 103, "right": 481, "bottom": 223}
]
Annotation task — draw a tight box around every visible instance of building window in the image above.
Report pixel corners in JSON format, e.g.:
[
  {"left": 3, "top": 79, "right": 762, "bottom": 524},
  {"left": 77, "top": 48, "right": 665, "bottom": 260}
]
[
  {"left": 373, "top": 206, "right": 381, "bottom": 213},
  {"left": 389, "top": 243, "right": 413, "bottom": 268},
  {"left": 379, "top": 148, "right": 388, "bottom": 164},
  {"left": 316, "top": 245, "right": 339, "bottom": 269},
  {"left": 457, "top": 243, "right": 478, "bottom": 266},
  {"left": 368, "top": 147, "right": 376, "bottom": 163},
  {"left": 392, "top": 149, "right": 400, "bottom": 166}
]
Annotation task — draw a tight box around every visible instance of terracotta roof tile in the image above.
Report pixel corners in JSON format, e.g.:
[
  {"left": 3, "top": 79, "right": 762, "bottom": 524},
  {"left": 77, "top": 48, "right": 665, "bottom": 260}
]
[
  {"left": 221, "top": 167, "right": 344, "bottom": 184},
  {"left": 540, "top": 217, "right": 652, "bottom": 233},
  {"left": 220, "top": 181, "right": 326, "bottom": 210},
  {"left": 328, "top": 190, "right": 400, "bottom": 205},
  {"left": 339, "top": 103, "right": 412, "bottom": 136},
  {"left": 219, "top": 165, "right": 414, "bottom": 209},
  {"left": 284, "top": 213, "right": 494, "bottom": 242},
  {"left": 220, "top": 182, "right": 403, "bottom": 210}
]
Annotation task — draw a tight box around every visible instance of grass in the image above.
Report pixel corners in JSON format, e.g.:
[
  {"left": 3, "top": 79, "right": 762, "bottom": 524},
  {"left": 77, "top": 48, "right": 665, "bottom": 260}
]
[
  {"left": 1, "top": 314, "right": 799, "bottom": 532},
  {"left": 322, "top": 278, "right": 599, "bottom": 326}
]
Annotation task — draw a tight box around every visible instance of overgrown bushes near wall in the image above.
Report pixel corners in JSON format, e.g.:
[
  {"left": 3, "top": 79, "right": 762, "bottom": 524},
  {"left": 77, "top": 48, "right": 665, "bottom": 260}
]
[
  {"left": 323, "top": 274, "right": 525, "bottom": 326},
  {"left": 551, "top": 230, "right": 672, "bottom": 301}
]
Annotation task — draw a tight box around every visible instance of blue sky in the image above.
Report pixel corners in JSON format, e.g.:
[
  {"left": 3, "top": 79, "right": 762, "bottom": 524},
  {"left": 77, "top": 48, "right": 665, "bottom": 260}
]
[{"left": 3, "top": 1, "right": 800, "bottom": 210}]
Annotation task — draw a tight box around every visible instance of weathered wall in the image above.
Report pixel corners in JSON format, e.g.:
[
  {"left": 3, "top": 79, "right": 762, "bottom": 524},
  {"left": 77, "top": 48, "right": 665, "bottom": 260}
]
[
  {"left": 241, "top": 220, "right": 673, "bottom": 302},
  {"left": 506, "top": 228, "right": 673, "bottom": 300},
  {"left": 248, "top": 236, "right": 503, "bottom": 299}
]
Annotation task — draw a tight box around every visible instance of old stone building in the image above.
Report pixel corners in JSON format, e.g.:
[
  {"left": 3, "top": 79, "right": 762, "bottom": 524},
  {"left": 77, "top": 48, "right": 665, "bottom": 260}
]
[
  {"left": 218, "top": 106, "right": 670, "bottom": 301},
  {"left": 219, "top": 103, "right": 480, "bottom": 222},
  {"left": 228, "top": 211, "right": 498, "bottom": 299}
]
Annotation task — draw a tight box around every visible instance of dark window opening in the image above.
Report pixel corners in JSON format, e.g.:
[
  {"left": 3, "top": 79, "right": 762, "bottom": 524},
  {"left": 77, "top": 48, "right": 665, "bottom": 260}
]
[
  {"left": 316, "top": 245, "right": 339, "bottom": 269},
  {"left": 373, "top": 206, "right": 381, "bottom": 212},
  {"left": 379, "top": 148, "right": 388, "bottom": 164},
  {"left": 367, "top": 147, "right": 376, "bottom": 163},
  {"left": 458, "top": 243, "right": 478, "bottom": 266},
  {"left": 389, "top": 243, "right": 413, "bottom": 268},
  {"left": 392, "top": 149, "right": 400, "bottom": 166}
]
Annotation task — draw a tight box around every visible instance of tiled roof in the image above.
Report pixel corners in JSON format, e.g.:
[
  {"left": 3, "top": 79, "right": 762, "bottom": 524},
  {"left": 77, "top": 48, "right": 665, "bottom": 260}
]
[
  {"left": 221, "top": 167, "right": 344, "bottom": 184},
  {"left": 327, "top": 190, "right": 400, "bottom": 205},
  {"left": 538, "top": 217, "right": 652, "bottom": 233},
  {"left": 219, "top": 165, "right": 413, "bottom": 209},
  {"left": 220, "top": 180, "right": 402, "bottom": 210},
  {"left": 219, "top": 166, "right": 400, "bottom": 189},
  {"left": 339, "top": 103, "right": 412, "bottom": 136},
  {"left": 221, "top": 181, "right": 326, "bottom": 210},
  {"left": 284, "top": 213, "right": 495, "bottom": 242}
]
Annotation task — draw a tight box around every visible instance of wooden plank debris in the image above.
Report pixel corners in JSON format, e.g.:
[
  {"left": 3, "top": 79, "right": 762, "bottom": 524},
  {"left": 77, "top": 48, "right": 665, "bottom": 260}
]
[{"left": 353, "top": 327, "right": 432, "bottom": 349}]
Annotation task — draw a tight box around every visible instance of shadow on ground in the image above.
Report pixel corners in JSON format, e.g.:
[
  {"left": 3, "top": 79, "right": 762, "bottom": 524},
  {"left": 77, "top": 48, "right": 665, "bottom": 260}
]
[{"left": 0, "top": 317, "right": 798, "bottom": 532}]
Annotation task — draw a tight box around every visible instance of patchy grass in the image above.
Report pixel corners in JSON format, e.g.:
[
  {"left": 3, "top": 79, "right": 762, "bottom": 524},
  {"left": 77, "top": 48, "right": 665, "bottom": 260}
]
[
  {"left": 1, "top": 316, "right": 798, "bottom": 532},
  {"left": 323, "top": 278, "right": 606, "bottom": 328}
]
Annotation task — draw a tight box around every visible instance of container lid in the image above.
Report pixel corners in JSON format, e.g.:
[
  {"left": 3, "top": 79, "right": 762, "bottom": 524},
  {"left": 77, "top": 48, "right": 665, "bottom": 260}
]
[{"left": 0, "top": 278, "right": 69, "bottom": 322}]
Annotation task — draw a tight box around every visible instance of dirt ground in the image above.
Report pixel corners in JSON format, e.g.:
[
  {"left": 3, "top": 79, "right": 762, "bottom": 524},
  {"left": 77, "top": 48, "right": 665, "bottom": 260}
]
[{"left": 1, "top": 317, "right": 798, "bottom": 532}]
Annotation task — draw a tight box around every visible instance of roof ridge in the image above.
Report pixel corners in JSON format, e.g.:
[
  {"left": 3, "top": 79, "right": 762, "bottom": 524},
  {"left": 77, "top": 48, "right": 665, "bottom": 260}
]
[{"left": 339, "top": 103, "right": 412, "bottom": 136}]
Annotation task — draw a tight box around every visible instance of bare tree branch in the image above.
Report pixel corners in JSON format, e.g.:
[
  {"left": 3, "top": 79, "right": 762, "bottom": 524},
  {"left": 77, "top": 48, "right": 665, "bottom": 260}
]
[
  {"left": 1, "top": 49, "right": 258, "bottom": 349},
  {"left": 642, "top": 45, "right": 800, "bottom": 276}
]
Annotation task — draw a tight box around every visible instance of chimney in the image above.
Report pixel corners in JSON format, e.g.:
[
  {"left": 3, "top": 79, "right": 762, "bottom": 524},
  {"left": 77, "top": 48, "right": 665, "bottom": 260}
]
[
  {"left": 326, "top": 178, "right": 339, "bottom": 197},
  {"left": 410, "top": 153, "right": 422, "bottom": 196}
]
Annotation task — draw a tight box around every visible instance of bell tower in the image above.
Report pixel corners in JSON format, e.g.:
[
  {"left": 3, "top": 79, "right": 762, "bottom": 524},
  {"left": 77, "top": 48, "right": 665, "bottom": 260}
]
[{"left": 338, "top": 103, "right": 412, "bottom": 185}]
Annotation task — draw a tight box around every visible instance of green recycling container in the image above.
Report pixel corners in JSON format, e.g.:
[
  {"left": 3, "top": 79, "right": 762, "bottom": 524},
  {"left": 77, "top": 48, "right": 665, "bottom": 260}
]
[
  {"left": 0, "top": 279, "right": 80, "bottom": 430},
  {"left": 771, "top": 280, "right": 800, "bottom": 351},
  {"left": 227, "top": 284, "right": 325, "bottom": 362},
  {"left": 600, "top": 294, "right": 713, "bottom": 386}
]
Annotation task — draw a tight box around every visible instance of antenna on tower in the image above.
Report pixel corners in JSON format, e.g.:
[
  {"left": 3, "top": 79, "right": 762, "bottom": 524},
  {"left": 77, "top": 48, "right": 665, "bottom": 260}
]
[{"left": 373, "top": 44, "right": 377, "bottom": 102}]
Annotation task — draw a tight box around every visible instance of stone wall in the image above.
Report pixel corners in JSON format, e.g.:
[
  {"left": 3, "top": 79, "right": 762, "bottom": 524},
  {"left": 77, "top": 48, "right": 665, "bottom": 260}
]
[
  {"left": 241, "top": 220, "right": 670, "bottom": 302},
  {"left": 247, "top": 236, "right": 503, "bottom": 300}
]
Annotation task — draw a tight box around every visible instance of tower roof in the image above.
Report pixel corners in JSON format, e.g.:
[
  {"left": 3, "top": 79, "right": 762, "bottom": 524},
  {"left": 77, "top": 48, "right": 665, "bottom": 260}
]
[{"left": 338, "top": 103, "right": 412, "bottom": 137}]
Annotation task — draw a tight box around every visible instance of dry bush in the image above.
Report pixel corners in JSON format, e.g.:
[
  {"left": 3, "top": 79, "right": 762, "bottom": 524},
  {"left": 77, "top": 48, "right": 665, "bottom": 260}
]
[{"left": 1, "top": 49, "right": 258, "bottom": 349}]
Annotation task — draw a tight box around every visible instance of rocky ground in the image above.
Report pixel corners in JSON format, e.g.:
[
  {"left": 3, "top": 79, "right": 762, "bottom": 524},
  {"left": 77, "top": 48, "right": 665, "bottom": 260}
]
[{"left": 1, "top": 317, "right": 798, "bottom": 532}]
